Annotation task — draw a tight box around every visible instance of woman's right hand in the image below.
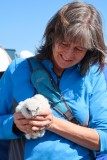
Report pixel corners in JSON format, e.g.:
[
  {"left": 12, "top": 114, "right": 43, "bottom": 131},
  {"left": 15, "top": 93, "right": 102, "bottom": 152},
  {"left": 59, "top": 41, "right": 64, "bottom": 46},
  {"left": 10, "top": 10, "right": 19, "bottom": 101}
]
[
  {"left": 14, "top": 108, "right": 53, "bottom": 134},
  {"left": 14, "top": 112, "right": 33, "bottom": 134}
]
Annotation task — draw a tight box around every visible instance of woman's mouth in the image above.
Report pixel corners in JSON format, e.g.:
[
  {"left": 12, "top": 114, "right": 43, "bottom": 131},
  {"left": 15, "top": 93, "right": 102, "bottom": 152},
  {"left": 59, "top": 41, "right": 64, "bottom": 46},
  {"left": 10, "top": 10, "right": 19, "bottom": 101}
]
[{"left": 61, "top": 55, "right": 72, "bottom": 62}]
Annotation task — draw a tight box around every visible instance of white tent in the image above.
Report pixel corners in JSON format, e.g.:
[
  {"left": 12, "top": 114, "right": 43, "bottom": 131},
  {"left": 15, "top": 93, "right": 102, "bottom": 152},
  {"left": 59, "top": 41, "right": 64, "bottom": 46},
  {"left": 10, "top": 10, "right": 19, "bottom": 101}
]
[
  {"left": 17, "top": 50, "right": 34, "bottom": 58},
  {"left": 0, "top": 47, "right": 12, "bottom": 72}
]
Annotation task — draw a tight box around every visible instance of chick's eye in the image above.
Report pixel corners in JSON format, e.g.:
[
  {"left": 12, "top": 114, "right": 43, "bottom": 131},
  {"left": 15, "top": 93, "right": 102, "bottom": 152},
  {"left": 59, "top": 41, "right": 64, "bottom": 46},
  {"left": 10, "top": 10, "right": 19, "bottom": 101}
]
[{"left": 26, "top": 108, "right": 31, "bottom": 114}]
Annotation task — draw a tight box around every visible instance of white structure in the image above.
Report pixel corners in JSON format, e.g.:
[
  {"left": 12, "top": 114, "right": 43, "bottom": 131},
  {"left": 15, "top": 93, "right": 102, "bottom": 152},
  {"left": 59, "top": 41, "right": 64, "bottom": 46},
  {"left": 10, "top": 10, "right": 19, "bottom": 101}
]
[
  {"left": 16, "top": 50, "right": 34, "bottom": 58},
  {"left": 5, "top": 48, "right": 16, "bottom": 60},
  {"left": 0, "top": 47, "right": 12, "bottom": 72}
]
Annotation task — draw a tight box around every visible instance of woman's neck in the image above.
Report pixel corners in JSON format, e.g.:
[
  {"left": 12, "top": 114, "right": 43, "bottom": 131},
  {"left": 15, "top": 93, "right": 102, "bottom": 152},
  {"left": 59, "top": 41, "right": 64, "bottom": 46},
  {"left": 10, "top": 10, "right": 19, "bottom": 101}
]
[
  {"left": 53, "top": 65, "right": 64, "bottom": 77},
  {"left": 51, "top": 55, "right": 64, "bottom": 77}
]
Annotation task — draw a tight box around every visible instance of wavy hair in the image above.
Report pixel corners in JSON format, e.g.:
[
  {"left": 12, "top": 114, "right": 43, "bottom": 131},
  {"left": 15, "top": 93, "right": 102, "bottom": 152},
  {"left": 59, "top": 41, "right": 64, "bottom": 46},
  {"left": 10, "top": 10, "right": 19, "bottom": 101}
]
[{"left": 36, "top": 1, "right": 107, "bottom": 75}]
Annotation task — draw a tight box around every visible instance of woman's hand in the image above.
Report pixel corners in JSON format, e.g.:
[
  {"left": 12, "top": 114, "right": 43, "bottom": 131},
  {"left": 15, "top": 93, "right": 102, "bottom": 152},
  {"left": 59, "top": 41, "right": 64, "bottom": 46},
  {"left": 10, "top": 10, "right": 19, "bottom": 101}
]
[
  {"left": 29, "top": 108, "right": 53, "bottom": 131},
  {"left": 14, "top": 108, "right": 53, "bottom": 134},
  {"left": 14, "top": 112, "right": 32, "bottom": 134}
]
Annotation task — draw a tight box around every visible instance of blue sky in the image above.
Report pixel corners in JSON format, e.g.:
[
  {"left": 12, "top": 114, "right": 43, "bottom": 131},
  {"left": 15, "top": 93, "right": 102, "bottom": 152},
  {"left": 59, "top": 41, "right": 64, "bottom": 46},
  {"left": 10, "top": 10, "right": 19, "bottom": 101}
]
[{"left": 0, "top": 0, "right": 107, "bottom": 55}]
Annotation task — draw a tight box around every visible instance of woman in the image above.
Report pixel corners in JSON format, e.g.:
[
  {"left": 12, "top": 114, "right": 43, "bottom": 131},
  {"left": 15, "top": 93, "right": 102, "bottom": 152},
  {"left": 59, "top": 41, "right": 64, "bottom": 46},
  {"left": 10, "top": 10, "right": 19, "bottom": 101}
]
[{"left": 0, "top": 2, "right": 107, "bottom": 160}]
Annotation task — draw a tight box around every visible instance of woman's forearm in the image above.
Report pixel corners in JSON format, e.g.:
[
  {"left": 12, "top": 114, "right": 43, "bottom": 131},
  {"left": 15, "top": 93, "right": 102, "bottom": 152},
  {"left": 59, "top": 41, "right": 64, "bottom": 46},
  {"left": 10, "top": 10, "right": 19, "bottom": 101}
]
[{"left": 49, "top": 116, "right": 100, "bottom": 151}]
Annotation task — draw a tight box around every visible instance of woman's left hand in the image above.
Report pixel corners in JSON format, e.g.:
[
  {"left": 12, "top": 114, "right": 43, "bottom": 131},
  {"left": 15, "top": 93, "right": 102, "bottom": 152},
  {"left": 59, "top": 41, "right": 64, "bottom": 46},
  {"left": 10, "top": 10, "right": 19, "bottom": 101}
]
[{"left": 29, "top": 108, "right": 53, "bottom": 131}]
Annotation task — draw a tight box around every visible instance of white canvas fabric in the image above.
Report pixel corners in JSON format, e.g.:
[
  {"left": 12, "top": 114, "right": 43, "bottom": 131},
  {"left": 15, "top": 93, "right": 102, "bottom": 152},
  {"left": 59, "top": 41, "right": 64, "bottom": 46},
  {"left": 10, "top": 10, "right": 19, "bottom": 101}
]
[
  {"left": 17, "top": 50, "right": 34, "bottom": 58},
  {"left": 0, "top": 47, "right": 12, "bottom": 71}
]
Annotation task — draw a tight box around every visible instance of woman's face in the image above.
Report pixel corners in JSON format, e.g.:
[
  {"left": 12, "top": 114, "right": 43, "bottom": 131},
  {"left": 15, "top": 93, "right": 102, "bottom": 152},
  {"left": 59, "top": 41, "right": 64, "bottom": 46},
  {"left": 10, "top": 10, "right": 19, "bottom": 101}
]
[{"left": 52, "top": 41, "right": 87, "bottom": 75}]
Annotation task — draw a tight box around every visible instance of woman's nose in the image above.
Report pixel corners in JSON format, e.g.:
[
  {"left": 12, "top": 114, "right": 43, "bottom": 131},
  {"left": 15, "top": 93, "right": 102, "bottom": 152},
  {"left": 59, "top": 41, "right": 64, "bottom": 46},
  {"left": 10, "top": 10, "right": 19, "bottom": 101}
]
[{"left": 65, "top": 48, "right": 74, "bottom": 59}]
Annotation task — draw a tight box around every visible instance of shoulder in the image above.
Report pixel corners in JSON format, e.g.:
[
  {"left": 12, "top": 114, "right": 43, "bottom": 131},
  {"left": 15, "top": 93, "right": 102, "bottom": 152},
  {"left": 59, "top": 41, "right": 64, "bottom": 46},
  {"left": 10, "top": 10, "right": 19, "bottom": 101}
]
[
  {"left": 2, "top": 58, "right": 31, "bottom": 83},
  {"left": 8, "top": 58, "right": 29, "bottom": 73},
  {"left": 87, "top": 64, "right": 107, "bottom": 90}
]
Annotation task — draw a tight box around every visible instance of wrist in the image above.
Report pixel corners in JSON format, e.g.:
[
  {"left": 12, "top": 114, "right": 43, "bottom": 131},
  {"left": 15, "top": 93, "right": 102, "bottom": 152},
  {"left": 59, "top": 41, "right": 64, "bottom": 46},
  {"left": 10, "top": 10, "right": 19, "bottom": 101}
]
[
  {"left": 12, "top": 122, "right": 24, "bottom": 136},
  {"left": 47, "top": 115, "right": 57, "bottom": 131}
]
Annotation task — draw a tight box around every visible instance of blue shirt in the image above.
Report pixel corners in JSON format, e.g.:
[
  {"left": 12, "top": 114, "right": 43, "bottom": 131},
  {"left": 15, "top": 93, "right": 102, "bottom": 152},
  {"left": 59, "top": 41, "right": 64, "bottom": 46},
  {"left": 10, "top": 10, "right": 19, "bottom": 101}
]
[{"left": 0, "top": 58, "right": 107, "bottom": 160}]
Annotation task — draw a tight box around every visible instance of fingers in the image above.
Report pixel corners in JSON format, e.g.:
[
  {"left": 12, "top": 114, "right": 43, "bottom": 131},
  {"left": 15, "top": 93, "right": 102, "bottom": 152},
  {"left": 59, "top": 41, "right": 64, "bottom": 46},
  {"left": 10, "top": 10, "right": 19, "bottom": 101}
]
[
  {"left": 29, "top": 114, "right": 53, "bottom": 131},
  {"left": 29, "top": 109, "right": 53, "bottom": 131},
  {"left": 30, "top": 119, "right": 50, "bottom": 127},
  {"left": 13, "top": 110, "right": 53, "bottom": 134},
  {"left": 37, "top": 109, "right": 52, "bottom": 116},
  {"left": 32, "top": 114, "right": 52, "bottom": 121},
  {"left": 14, "top": 113, "right": 32, "bottom": 133}
]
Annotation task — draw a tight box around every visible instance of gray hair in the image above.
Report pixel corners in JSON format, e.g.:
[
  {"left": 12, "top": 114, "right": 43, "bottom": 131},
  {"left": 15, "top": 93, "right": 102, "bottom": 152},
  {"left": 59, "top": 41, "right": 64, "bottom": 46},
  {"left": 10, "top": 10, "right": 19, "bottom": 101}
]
[{"left": 37, "top": 1, "right": 107, "bottom": 75}]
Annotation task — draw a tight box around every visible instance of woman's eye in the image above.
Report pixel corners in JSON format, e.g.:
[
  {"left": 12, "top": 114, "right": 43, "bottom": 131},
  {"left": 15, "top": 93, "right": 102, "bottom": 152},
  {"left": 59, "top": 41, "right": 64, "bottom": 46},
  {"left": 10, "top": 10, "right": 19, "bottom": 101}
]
[
  {"left": 61, "top": 43, "right": 69, "bottom": 47},
  {"left": 75, "top": 47, "right": 84, "bottom": 51}
]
